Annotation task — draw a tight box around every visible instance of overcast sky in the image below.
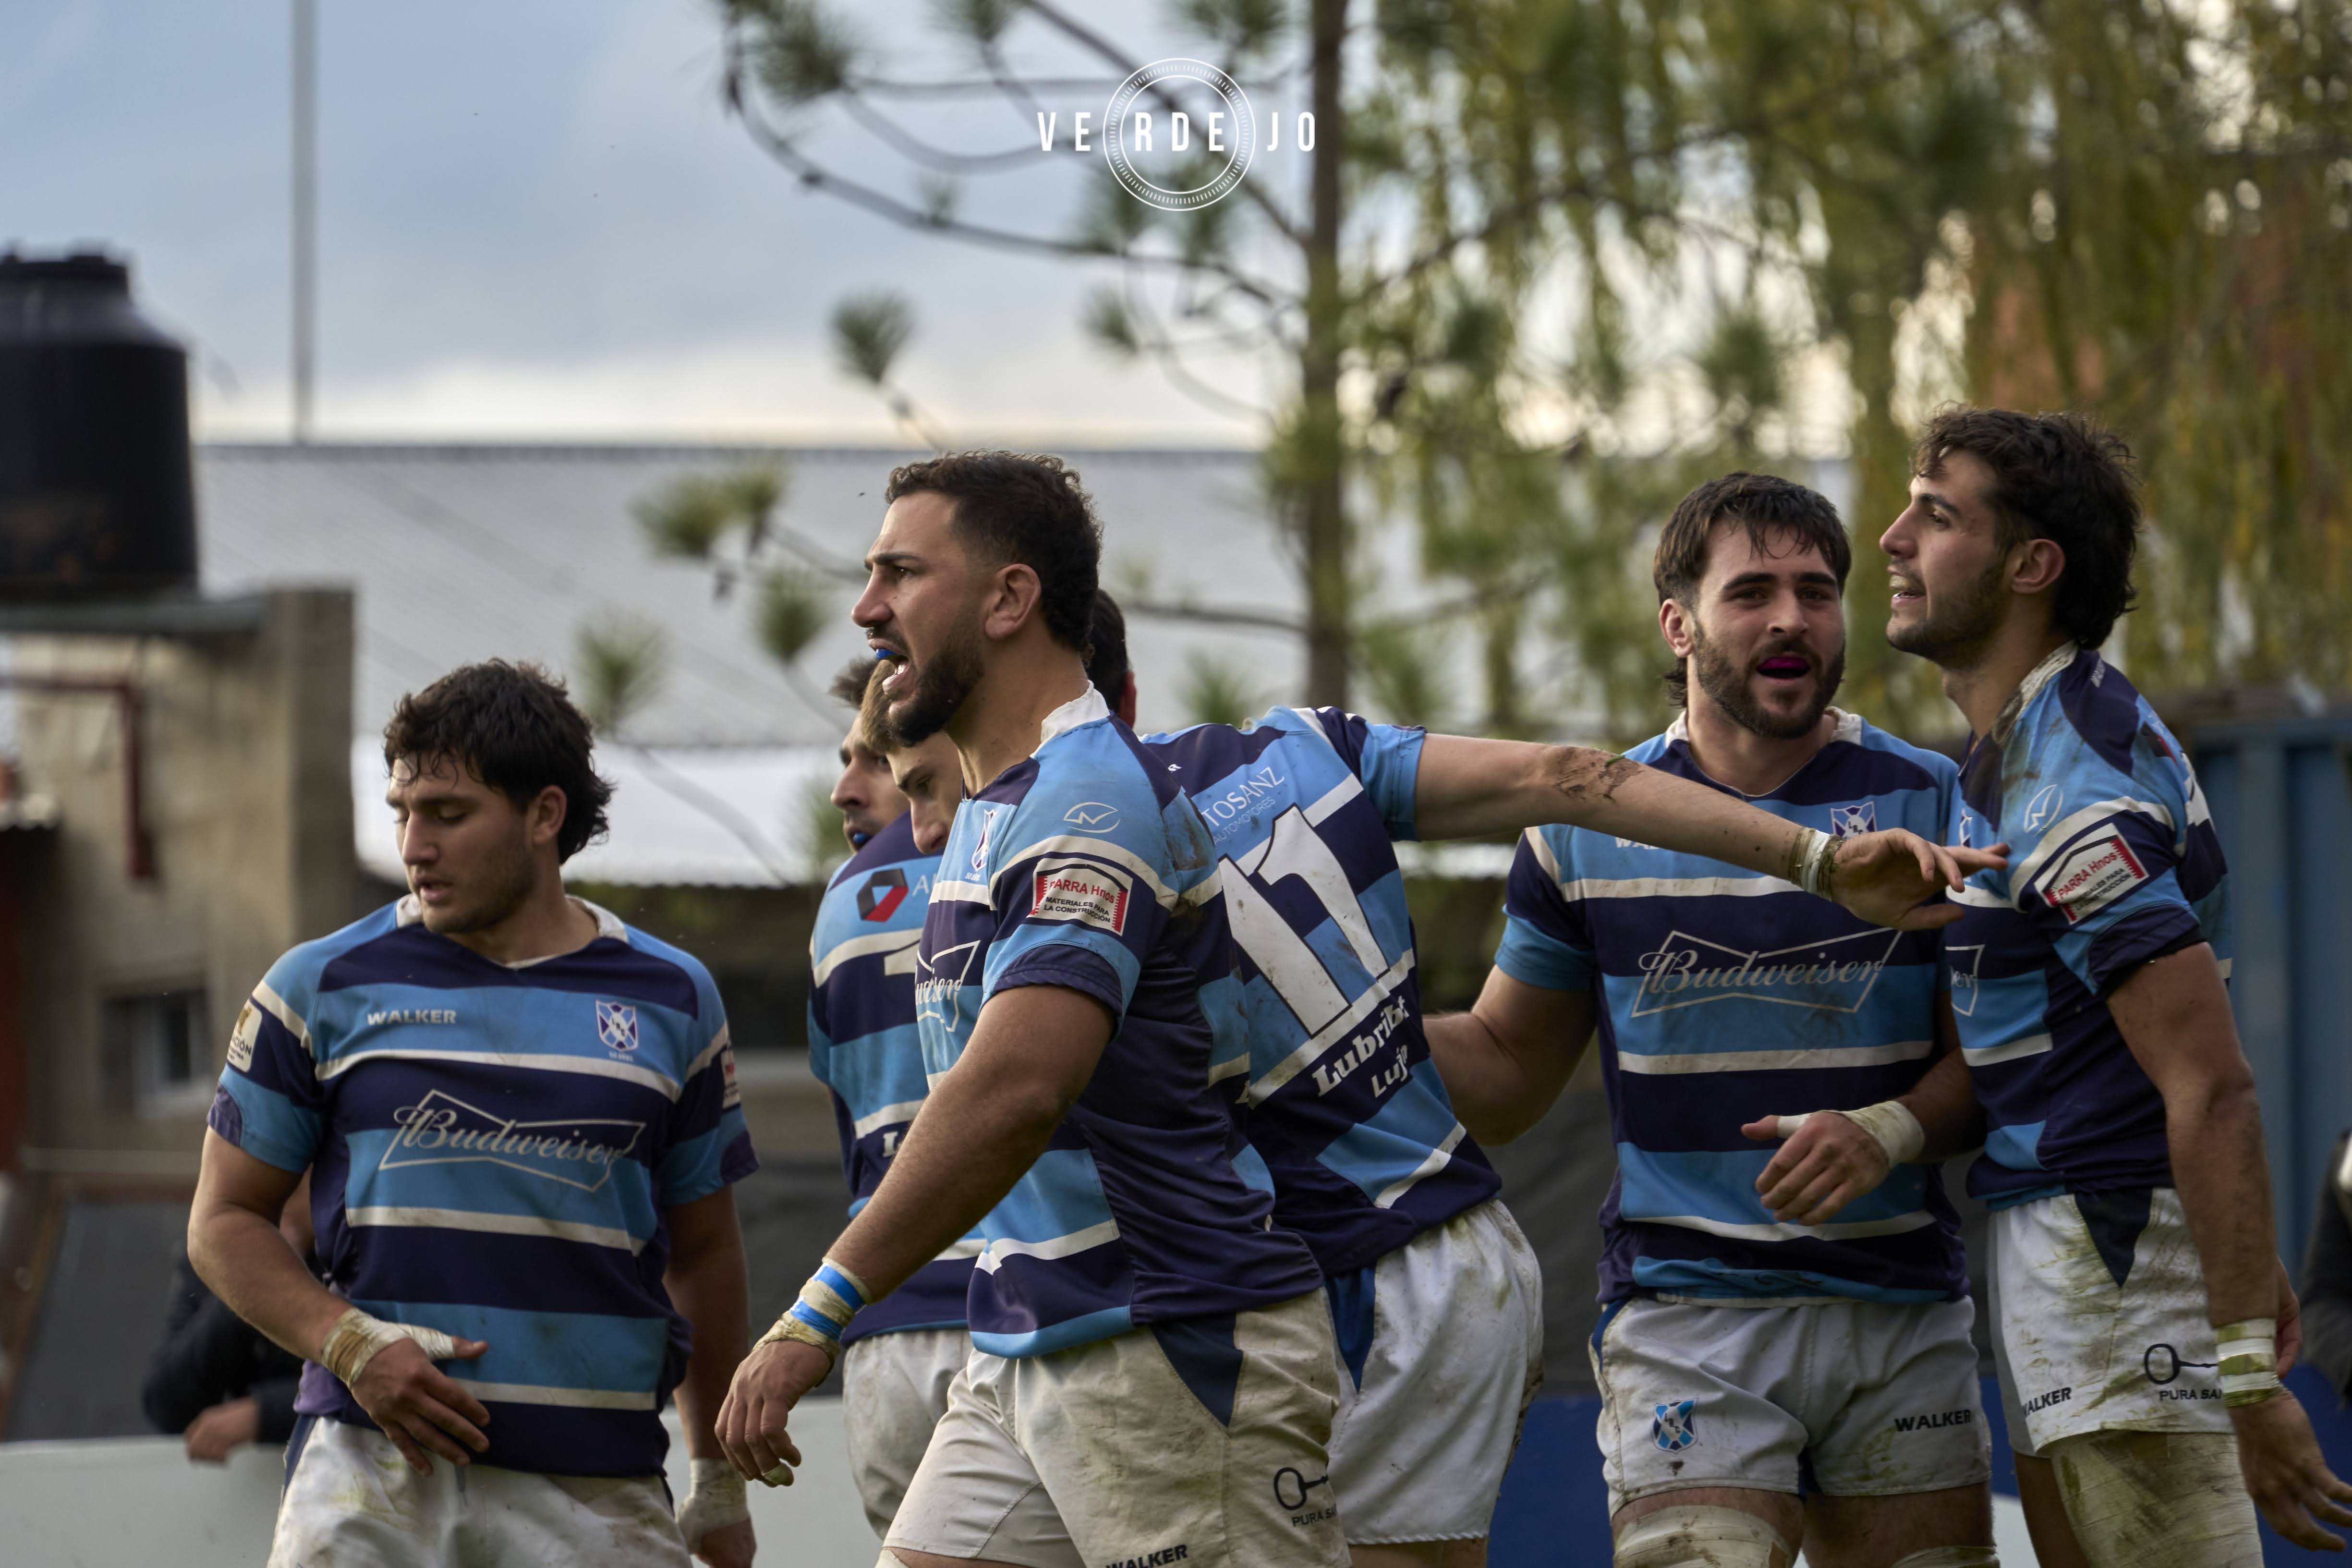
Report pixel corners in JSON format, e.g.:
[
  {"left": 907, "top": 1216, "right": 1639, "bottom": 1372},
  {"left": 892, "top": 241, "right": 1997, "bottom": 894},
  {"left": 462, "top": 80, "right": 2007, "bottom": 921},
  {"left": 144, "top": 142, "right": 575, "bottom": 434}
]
[{"left": 4, "top": 0, "right": 1309, "bottom": 443}]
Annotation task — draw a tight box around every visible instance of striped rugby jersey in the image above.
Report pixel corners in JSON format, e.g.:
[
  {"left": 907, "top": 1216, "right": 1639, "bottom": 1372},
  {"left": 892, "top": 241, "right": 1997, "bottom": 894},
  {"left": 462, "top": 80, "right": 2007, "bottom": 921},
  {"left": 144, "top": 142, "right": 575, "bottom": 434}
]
[
  {"left": 807, "top": 811, "right": 976, "bottom": 1342},
  {"left": 919, "top": 687, "right": 1323, "bottom": 1358},
  {"left": 1497, "top": 711, "right": 1967, "bottom": 1305},
  {"left": 206, "top": 897, "right": 756, "bottom": 1477},
  {"left": 1944, "top": 644, "right": 2230, "bottom": 1207},
  {"left": 1141, "top": 706, "right": 1499, "bottom": 1276}
]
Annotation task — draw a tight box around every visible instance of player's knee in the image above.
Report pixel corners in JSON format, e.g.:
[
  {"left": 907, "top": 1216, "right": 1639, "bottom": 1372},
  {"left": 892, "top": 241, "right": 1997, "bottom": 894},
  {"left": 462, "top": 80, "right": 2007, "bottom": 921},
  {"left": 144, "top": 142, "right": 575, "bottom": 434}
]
[
  {"left": 1614, "top": 1505, "right": 1792, "bottom": 1568},
  {"left": 1888, "top": 1547, "right": 1999, "bottom": 1568},
  {"left": 2048, "top": 1430, "right": 2255, "bottom": 1557}
]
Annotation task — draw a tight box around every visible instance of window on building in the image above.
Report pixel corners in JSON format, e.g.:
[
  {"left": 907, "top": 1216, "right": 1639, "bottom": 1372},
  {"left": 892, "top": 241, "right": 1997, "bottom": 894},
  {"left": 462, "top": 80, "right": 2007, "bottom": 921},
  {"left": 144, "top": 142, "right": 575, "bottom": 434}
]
[{"left": 104, "top": 989, "right": 212, "bottom": 1114}]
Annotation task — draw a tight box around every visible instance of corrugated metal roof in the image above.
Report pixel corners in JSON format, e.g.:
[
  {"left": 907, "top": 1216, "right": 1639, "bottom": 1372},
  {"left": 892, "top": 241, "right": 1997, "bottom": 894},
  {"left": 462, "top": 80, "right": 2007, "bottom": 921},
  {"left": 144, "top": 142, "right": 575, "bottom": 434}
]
[{"left": 198, "top": 442, "right": 1302, "bottom": 749}]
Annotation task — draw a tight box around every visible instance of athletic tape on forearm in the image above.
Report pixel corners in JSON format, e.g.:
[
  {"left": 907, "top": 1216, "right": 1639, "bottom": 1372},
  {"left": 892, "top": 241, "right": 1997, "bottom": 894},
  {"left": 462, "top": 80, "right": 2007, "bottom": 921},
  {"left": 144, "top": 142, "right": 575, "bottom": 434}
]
[
  {"left": 2215, "top": 1317, "right": 2282, "bottom": 1407},
  {"left": 318, "top": 1306, "right": 461, "bottom": 1388},
  {"left": 786, "top": 1257, "right": 871, "bottom": 1340},
  {"left": 1773, "top": 1100, "right": 1926, "bottom": 1167},
  {"left": 675, "top": 1457, "right": 750, "bottom": 1544},
  {"left": 1786, "top": 827, "right": 1839, "bottom": 899}
]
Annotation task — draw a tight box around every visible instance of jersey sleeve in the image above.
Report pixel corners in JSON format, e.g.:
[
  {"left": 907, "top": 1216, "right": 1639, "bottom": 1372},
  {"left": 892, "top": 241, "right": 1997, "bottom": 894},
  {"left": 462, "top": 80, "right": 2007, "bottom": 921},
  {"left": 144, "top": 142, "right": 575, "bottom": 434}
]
[
  {"left": 657, "top": 981, "right": 759, "bottom": 1208},
  {"left": 206, "top": 959, "right": 328, "bottom": 1174},
  {"left": 983, "top": 786, "right": 1209, "bottom": 1024},
  {"left": 1305, "top": 707, "right": 1426, "bottom": 841},
  {"left": 2010, "top": 728, "right": 2205, "bottom": 996},
  {"left": 1493, "top": 827, "right": 1597, "bottom": 993}
]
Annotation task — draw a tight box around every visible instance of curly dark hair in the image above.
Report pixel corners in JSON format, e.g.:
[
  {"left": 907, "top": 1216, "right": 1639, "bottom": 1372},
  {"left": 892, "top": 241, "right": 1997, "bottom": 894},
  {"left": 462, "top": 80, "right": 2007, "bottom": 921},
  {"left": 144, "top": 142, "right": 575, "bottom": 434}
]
[
  {"left": 382, "top": 660, "right": 614, "bottom": 862},
  {"left": 1085, "top": 589, "right": 1130, "bottom": 700},
  {"left": 1652, "top": 472, "right": 1851, "bottom": 708},
  {"left": 1913, "top": 407, "right": 2142, "bottom": 649},
  {"left": 884, "top": 450, "right": 1101, "bottom": 656},
  {"left": 828, "top": 653, "right": 876, "bottom": 709}
]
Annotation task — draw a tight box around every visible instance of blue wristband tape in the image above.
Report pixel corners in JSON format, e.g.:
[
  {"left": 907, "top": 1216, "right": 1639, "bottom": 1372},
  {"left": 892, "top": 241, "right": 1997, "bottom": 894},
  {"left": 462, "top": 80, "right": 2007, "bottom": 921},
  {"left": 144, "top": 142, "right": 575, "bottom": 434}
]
[
  {"left": 813, "top": 1262, "right": 869, "bottom": 1313},
  {"left": 787, "top": 1300, "right": 844, "bottom": 1341}
]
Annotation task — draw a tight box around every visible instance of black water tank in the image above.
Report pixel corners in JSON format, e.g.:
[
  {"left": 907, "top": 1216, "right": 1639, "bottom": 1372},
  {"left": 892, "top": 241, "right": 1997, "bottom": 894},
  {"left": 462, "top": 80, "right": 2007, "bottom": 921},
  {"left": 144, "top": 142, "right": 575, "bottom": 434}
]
[{"left": 0, "top": 249, "right": 197, "bottom": 598}]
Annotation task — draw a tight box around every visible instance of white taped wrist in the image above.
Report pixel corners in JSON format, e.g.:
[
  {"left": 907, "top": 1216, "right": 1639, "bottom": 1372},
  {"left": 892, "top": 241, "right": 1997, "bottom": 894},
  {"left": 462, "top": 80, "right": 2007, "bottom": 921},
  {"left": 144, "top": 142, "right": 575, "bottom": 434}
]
[
  {"left": 1773, "top": 1101, "right": 1925, "bottom": 1166},
  {"left": 2216, "top": 1317, "right": 2282, "bottom": 1408},
  {"left": 1785, "top": 827, "right": 1839, "bottom": 899},
  {"left": 319, "top": 1306, "right": 461, "bottom": 1388},
  {"left": 677, "top": 1457, "right": 750, "bottom": 1544}
]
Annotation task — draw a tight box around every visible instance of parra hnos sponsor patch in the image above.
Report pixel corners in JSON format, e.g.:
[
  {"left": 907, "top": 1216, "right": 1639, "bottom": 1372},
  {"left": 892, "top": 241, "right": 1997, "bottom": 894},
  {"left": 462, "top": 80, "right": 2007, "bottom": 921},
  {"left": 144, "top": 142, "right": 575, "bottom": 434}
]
[
  {"left": 1031, "top": 856, "right": 1132, "bottom": 935},
  {"left": 2037, "top": 829, "right": 2150, "bottom": 924}
]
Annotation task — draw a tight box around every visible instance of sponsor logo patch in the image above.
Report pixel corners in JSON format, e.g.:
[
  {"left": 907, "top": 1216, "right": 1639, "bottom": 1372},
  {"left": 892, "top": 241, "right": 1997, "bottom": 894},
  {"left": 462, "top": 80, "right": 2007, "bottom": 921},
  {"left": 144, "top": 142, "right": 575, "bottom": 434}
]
[
  {"left": 1632, "top": 927, "right": 1901, "bottom": 1017},
  {"left": 227, "top": 1000, "right": 259, "bottom": 1071},
  {"left": 1653, "top": 1399, "right": 1698, "bottom": 1452},
  {"left": 1272, "top": 1466, "right": 1332, "bottom": 1515},
  {"left": 365, "top": 1008, "right": 458, "bottom": 1027},
  {"left": 1063, "top": 800, "right": 1122, "bottom": 834},
  {"left": 858, "top": 867, "right": 910, "bottom": 922},
  {"left": 1031, "top": 856, "right": 1132, "bottom": 934},
  {"left": 915, "top": 939, "right": 985, "bottom": 1032},
  {"left": 1892, "top": 1407, "right": 1973, "bottom": 1432},
  {"left": 1196, "top": 765, "right": 1287, "bottom": 839},
  {"left": 2022, "top": 783, "right": 2065, "bottom": 832},
  {"left": 2037, "top": 830, "right": 2148, "bottom": 924},
  {"left": 1828, "top": 800, "right": 1878, "bottom": 838},
  {"left": 2022, "top": 1385, "right": 2073, "bottom": 1414},
  {"left": 719, "top": 1043, "right": 741, "bottom": 1111},
  {"left": 595, "top": 999, "right": 640, "bottom": 1053},
  {"left": 383, "top": 1090, "right": 644, "bottom": 1193}
]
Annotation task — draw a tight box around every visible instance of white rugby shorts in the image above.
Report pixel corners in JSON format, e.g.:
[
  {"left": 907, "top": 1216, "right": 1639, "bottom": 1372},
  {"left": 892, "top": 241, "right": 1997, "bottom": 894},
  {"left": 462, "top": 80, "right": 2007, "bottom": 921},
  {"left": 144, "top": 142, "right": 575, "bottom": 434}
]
[
  {"left": 842, "top": 1325, "right": 970, "bottom": 1539},
  {"left": 1989, "top": 1187, "right": 2234, "bottom": 1458},
  {"left": 1590, "top": 1296, "right": 1988, "bottom": 1512},
  {"left": 269, "top": 1414, "right": 689, "bottom": 1567},
  {"left": 885, "top": 1289, "right": 1348, "bottom": 1568},
  {"left": 1326, "top": 1197, "right": 1545, "bottom": 1545}
]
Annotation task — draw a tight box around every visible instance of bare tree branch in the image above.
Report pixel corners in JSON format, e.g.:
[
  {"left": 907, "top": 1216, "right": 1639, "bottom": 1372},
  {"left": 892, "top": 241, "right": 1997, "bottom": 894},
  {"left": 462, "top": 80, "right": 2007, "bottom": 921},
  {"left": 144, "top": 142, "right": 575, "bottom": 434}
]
[{"left": 837, "top": 93, "right": 1047, "bottom": 171}]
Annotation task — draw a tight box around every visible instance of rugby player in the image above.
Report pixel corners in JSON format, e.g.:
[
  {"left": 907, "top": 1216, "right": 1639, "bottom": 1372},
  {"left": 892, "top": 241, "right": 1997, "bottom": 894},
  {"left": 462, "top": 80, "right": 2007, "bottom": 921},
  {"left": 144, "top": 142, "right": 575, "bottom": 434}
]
[
  {"left": 1762, "top": 409, "right": 2352, "bottom": 1564},
  {"left": 1423, "top": 474, "right": 1996, "bottom": 1568},
  {"left": 189, "top": 661, "right": 759, "bottom": 1567}
]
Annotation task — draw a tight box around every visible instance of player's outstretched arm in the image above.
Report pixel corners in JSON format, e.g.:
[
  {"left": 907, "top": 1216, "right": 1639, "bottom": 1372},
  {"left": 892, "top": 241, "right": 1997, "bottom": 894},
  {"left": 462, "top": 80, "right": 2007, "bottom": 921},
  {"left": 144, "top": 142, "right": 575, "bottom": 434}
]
[
  {"left": 717, "top": 984, "right": 1111, "bottom": 1488},
  {"left": 2110, "top": 944, "right": 2352, "bottom": 1551},
  {"left": 664, "top": 1188, "right": 756, "bottom": 1568},
  {"left": 1425, "top": 968, "right": 1597, "bottom": 1146},
  {"left": 1744, "top": 997, "right": 1985, "bottom": 1226},
  {"left": 1411, "top": 735, "right": 2003, "bottom": 929},
  {"left": 188, "top": 1131, "right": 491, "bottom": 1474}
]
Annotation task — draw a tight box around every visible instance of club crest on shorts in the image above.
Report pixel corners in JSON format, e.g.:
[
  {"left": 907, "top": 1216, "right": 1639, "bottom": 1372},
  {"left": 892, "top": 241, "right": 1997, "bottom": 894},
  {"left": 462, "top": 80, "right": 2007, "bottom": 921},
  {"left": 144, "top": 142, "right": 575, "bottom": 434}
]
[
  {"left": 594, "top": 998, "right": 640, "bottom": 1053},
  {"left": 1653, "top": 1399, "right": 1698, "bottom": 1452},
  {"left": 1827, "top": 800, "right": 1877, "bottom": 838}
]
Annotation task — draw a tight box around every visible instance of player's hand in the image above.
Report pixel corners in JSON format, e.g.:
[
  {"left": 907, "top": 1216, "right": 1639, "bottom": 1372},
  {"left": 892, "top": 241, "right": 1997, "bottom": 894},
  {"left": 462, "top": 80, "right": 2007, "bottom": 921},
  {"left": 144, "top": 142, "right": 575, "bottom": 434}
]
[
  {"left": 347, "top": 1333, "right": 492, "bottom": 1475},
  {"left": 1828, "top": 830, "right": 2009, "bottom": 931},
  {"left": 2281, "top": 1256, "right": 2305, "bottom": 1376},
  {"left": 715, "top": 1339, "right": 828, "bottom": 1487},
  {"left": 1743, "top": 1111, "right": 1887, "bottom": 1225},
  {"left": 183, "top": 1395, "right": 261, "bottom": 1462},
  {"left": 2231, "top": 1390, "right": 2352, "bottom": 1550},
  {"left": 692, "top": 1518, "right": 756, "bottom": 1568}
]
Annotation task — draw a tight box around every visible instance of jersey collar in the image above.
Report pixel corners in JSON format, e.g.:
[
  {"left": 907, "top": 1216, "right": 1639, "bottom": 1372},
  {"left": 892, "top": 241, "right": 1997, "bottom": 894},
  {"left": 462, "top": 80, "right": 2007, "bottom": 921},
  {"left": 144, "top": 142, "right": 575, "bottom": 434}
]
[
  {"left": 393, "top": 893, "right": 630, "bottom": 963},
  {"left": 1036, "top": 683, "right": 1111, "bottom": 751},
  {"left": 1991, "top": 641, "right": 2080, "bottom": 748}
]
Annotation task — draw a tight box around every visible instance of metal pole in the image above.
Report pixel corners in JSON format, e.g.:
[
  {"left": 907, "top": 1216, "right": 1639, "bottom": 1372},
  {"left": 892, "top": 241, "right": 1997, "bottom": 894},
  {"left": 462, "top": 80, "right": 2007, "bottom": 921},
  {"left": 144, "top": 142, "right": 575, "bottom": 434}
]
[{"left": 291, "top": 0, "right": 316, "bottom": 443}]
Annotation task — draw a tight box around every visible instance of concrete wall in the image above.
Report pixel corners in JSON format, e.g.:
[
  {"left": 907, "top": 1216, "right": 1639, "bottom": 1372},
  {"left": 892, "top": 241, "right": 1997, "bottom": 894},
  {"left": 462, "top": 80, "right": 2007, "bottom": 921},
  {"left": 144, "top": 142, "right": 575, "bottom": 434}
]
[{"left": 9, "top": 588, "right": 355, "bottom": 1177}]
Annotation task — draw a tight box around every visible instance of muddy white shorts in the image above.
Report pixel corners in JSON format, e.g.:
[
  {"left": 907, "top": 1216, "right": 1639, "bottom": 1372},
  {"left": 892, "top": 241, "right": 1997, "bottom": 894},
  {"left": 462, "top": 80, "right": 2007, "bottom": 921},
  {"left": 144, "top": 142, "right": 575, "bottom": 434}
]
[
  {"left": 1989, "top": 1186, "right": 2234, "bottom": 1459},
  {"left": 842, "top": 1325, "right": 970, "bottom": 1539},
  {"left": 884, "top": 1288, "right": 1348, "bottom": 1568},
  {"left": 1325, "top": 1198, "right": 1545, "bottom": 1545},
  {"left": 268, "top": 1414, "right": 689, "bottom": 1567},
  {"left": 1589, "top": 1295, "right": 1988, "bottom": 1512}
]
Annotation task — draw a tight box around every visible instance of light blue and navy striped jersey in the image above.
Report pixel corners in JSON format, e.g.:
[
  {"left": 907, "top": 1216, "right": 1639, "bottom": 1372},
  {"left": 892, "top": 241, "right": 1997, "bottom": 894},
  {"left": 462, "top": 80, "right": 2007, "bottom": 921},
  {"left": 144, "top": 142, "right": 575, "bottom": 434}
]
[
  {"left": 1944, "top": 644, "right": 2230, "bottom": 1207},
  {"left": 206, "top": 897, "right": 756, "bottom": 1478},
  {"left": 918, "top": 688, "right": 1323, "bottom": 1358},
  {"left": 1498, "top": 711, "right": 1967, "bottom": 1305},
  {"left": 1141, "top": 705, "right": 1499, "bottom": 1276},
  {"left": 807, "top": 811, "right": 975, "bottom": 1343}
]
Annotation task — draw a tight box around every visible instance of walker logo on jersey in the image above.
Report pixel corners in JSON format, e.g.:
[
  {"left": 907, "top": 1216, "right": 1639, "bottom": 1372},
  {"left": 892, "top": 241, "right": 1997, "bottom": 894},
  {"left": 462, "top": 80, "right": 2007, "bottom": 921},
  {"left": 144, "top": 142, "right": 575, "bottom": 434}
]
[
  {"left": 364, "top": 1008, "right": 458, "bottom": 1027},
  {"left": 858, "top": 867, "right": 911, "bottom": 922},
  {"left": 1828, "top": 801, "right": 1878, "bottom": 838},
  {"left": 2037, "top": 830, "right": 2149, "bottom": 924},
  {"left": 1653, "top": 1400, "right": 1698, "bottom": 1451},
  {"left": 2022, "top": 783, "right": 2065, "bottom": 832},
  {"left": 1031, "top": 856, "right": 1132, "bottom": 934},
  {"left": 1891, "top": 1407, "right": 1974, "bottom": 1432},
  {"left": 1946, "top": 944, "right": 1985, "bottom": 1017},
  {"left": 594, "top": 999, "right": 640, "bottom": 1053},
  {"left": 1063, "top": 800, "right": 1122, "bottom": 834},
  {"left": 1631, "top": 926, "right": 1901, "bottom": 1016},
  {"left": 916, "top": 939, "right": 984, "bottom": 1032},
  {"left": 383, "top": 1090, "right": 644, "bottom": 1193},
  {"left": 1197, "top": 765, "right": 1287, "bottom": 838}
]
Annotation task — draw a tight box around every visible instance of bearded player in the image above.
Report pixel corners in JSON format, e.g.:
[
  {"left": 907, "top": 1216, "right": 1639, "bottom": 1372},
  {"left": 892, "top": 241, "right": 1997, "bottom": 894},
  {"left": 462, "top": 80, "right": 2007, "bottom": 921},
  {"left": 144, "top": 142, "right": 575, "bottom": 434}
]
[
  {"left": 190, "top": 661, "right": 758, "bottom": 1567},
  {"left": 1759, "top": 409, "right": 2352, "bottom": 1566}
]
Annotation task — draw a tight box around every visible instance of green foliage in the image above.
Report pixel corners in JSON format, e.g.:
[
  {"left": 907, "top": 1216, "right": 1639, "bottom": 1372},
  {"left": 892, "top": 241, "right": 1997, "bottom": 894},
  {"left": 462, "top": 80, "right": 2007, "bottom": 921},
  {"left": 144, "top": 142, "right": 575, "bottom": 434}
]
[
  {"left": 1170, "top": 0, "right": 1292, "bottom": 66},
  {"left": 573, "top": 614, "right": 669, "bottom": 738},
  {"left": 1181, "top": 654, "right": 1264, "bottom": 727},
  {"left": 1357, "top": 620, "right": 1452, "bottom": 730},
  {"left": 755, "top": 566, "right": 827, "bottom": 667},
  {"left": 798, "top": 771, "right": 851, "bottom": 883},
  {"left": 734, "top": 0, "right": 863, "bottom": 107},
  {"left": 1083, "top": 287, "right": 1142, "bottom": 357},
  {"left": 635, "top": 466, "right": 788, "bottom": 569},
  {"left": 831, "top": 291, "right": 915, "bottom": 387}
]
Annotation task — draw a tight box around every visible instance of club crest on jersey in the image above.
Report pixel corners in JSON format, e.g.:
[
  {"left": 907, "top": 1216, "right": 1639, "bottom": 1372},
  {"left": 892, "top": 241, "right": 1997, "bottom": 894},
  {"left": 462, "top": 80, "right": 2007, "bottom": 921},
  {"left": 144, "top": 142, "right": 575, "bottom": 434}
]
[
  {"left": 2022, "top": 783, "right": 2065, "bottom": 833},
  {"left": 595, "top": 999, "right": 640, "bottom": 1053},
  {"left": 2037, "top": 830, "right": 2149, "bottom": 924},
  {"left": 1632, "top": 926, "right": 1901, "bottom": 1017},
  {"left": 1030, "top": 855, "right": 1131, "bottom": 935},
  {"left": 1653, "top": 1400, "right": 1698, "bottom": 1452},
  {"left": 859, "top": 867, "right": 910, "bottom": 922},
  {"left": 969, "top": 805, "right": 1002, "bottom": 875},
  {"left": 384, "top": 1090, "right": 643, "bottom": 1193},
  {"left": 1062, "top": 800, "right": 1121, "bottom": 834},
  {"left": 1827, "top": 801, "right": 1877, "bottom": 838}
]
